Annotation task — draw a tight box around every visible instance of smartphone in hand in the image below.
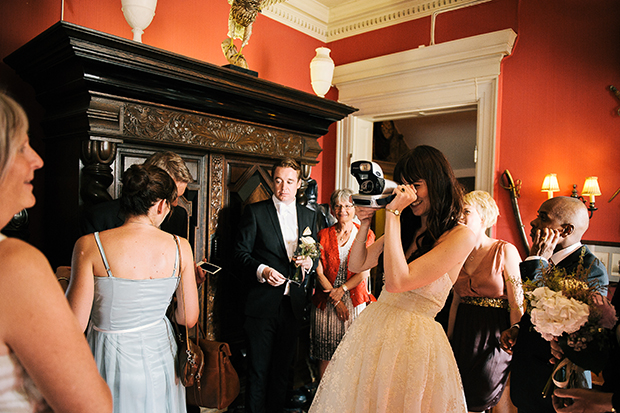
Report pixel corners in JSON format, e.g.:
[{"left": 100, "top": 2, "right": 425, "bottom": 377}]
[{"left": 197, "top": 261, "right": 222, "bottom": 275}]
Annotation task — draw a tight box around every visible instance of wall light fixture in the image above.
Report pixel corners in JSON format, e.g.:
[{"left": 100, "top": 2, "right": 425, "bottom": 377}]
[
  {"left": 571, "top": 176, "right": 601, "bottom": 218},
  {"left": 541, "top": 174, "right": 560, "bottom": 198}
]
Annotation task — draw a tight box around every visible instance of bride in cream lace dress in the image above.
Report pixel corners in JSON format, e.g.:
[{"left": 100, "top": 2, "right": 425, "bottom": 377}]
[{"left": 310, "top": 146, "right": 475, "bottom": 413}]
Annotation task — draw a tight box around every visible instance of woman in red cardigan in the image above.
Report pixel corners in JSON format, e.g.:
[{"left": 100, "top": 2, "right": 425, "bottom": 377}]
[{"left": 310, "top": 189, "right": 376, "bottom": 379}]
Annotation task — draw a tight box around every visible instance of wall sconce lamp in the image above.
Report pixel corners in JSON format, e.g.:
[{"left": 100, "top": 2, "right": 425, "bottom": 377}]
[
  {"left": 541, "top": 174, "right": 560, "bottom": 198},
  {"left": 571, "top": 176, "right": 602, "bottom": 219}
]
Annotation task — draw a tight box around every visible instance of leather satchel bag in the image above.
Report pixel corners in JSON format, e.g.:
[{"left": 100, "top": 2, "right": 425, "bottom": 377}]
[
  {"left": 174, "top": 323, "right": 204, "bottom": 387},
  {"left": 186, "top": 328, "right": 240, "bottom": 409},
  {"left": 172, "top": 235, "right": 204, "bottom": 387}
]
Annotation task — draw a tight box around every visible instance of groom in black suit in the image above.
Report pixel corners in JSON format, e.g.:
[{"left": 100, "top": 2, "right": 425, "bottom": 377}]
[
  {"left": 233, "top": 158, "right": 318, "bottom": 413},
  {"left": 500, "top": 196, "right": 608, "bottom": 413}
]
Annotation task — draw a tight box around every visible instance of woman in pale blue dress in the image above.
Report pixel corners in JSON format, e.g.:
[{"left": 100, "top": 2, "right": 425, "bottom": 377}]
[
  {"left": 66, "top": 164, "right": 199, "bottom": 413},
  {"left": 310, "top": 146, "right": 476, "bottom": 412}
]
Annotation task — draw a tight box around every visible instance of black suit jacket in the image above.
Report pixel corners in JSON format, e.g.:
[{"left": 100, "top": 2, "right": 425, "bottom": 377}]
[
  {"left": 233, "top": 199, "right": 318, "bottom": 321},
  {"left": 510, "top": 245, "right": 609, "bottom": 412},
  {"left": 80, "top": 198, "right": 188, "bottom": 238}
]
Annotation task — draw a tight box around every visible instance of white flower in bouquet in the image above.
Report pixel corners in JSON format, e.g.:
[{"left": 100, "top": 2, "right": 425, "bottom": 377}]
[
  {"left": 528, "top": 286, "right": 590, "bottom": 341},
  {"left": 300, "top": 236, "right": 318, "bottom": 250},
  {"left": 289, "top": 228, "right": 321, "bottom": 284},
  {"left": 296, "top": 227, "right": 321, "bottom": 260}
]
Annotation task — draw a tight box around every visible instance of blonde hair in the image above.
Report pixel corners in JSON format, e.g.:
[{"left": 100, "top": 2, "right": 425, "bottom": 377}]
[
  {"left": 144, "top": 151, "right": 193, "bottom": 184},
  {"left": 463, "top": 190, "right": 499, "bottom": 228},
  {"left": 0, "top": 92, "right": 28, "bottom": 184}
]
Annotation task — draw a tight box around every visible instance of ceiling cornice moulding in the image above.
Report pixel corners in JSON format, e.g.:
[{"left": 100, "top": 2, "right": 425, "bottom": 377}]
[{"left": 263, "top": 0, "right": 487, "bottom": 43}]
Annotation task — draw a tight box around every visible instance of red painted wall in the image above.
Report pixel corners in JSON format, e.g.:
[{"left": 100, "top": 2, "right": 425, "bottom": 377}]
[
  {"left": 1, "top": 0, "right": 619, "bottom": 254},
  {"left": 329, "top": 0, "right": 620, "bottom": 252},
  {"left": 496, "top": 0, "right": 620, "bottom": 251}
]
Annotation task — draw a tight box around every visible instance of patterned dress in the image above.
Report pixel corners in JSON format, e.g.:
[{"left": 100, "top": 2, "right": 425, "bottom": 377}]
[{"left": 310, "top": 226, "right": 366, "bottom": 360}]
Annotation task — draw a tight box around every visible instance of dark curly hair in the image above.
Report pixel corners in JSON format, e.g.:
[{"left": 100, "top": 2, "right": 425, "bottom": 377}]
[
  {"left": 120, "top": 164, "right": 177, "bottom": 217},
  {"left": 393, "top": 145, "right": 464, "bottom": 260}
]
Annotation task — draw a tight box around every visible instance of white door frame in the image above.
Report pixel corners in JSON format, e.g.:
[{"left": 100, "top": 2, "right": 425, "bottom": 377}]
[{"left": 332, "top": 29, "right": 517, "bottom": 195}]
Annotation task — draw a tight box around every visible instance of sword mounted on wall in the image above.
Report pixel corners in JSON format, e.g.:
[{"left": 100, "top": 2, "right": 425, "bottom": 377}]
[{"left": 501, "top": 170, "right": 530, "bottom": 255}]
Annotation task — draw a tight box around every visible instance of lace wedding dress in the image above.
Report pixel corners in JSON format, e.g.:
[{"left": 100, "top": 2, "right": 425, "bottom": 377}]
[{"left": 309, "top": 273, "right": 467, "bottom": 413}]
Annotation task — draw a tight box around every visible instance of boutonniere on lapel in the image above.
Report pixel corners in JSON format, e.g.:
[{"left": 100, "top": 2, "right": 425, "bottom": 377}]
[{"left": 289, "top": 227, "right": 321, "bottom": 285}]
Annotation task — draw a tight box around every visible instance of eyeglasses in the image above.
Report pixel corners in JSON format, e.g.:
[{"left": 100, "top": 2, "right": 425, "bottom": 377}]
[{"left": 333, "top": 205, "right": 355, "bottom": 210}]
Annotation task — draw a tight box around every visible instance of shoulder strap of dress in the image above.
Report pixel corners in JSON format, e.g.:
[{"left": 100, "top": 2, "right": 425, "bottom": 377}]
[
  {"left": 172, "top": 235, "right": 181, "bottom": 278},
  {"left": 93, "top": 232, "right": 114, "bottom": 277}
]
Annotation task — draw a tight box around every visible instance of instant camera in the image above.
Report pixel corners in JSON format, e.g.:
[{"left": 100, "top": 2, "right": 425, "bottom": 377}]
[{"left": 350, "top": 161, "right": 397, "bottom": 208}]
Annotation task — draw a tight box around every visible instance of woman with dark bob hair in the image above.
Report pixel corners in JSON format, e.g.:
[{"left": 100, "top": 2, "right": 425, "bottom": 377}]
[
  {"left": 67, "top": 163, "right": 199, "bottom": 413},
  {"left": 310, "top": 145, "right": 476, "bottom": 412}
]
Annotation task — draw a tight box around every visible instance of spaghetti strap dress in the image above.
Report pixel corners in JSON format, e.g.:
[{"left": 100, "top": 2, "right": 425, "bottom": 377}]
[
  {"left": 309, "top": 273, "right": 467, "bottom": 413},
  {"left": 88, "top": 232, "right": 186, "bottom": 413}
]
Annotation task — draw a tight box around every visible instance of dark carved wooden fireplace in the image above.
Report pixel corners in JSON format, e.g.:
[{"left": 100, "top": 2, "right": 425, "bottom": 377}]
[{"left": 4, "top": 20, "right": 356, "bottom": 374}]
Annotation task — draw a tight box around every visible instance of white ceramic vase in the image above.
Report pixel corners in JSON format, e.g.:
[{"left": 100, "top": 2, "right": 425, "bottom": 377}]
[
  {"left": 121, "top": 0, "right": 157, "bottom": 43},
  {"left": 310, "top": 47, "right": 335, "bottom": 98}
]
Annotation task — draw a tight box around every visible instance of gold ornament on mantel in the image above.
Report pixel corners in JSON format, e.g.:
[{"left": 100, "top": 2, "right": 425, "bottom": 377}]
[{"left": 222, "top": 0, "right": 287, "bottom": 69}]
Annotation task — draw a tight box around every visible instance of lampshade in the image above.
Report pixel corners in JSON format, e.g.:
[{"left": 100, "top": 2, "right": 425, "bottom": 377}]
[
  {"left": 541, "top": 174, "right": 560, "bottom": 198},
  {"left": 582, "top": 177, "right": 601, "bottom": 197}
]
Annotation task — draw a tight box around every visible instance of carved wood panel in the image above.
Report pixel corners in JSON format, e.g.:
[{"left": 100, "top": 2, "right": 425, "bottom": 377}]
[{"left": 121, "top": 103, "right": 321, "bottom": 161}]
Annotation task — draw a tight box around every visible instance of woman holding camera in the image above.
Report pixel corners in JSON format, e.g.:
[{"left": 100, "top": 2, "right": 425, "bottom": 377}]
[
  {"left": 66, "top": 163, "right": 199, "bottom": 413},
  {"left": 310, "top": 145, "right": 475, "bottom": 412}
]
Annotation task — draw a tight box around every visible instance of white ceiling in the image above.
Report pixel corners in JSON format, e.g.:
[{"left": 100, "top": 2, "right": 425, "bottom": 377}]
[{"left": 263, "top": 0, "right": 486, "bottom": 42}]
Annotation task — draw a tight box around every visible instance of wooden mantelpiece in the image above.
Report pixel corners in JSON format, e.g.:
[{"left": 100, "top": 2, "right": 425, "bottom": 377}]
[
  {"left": 5, "top": 21, "right": 355, "bottom": 152},
  {"left": 5, "top": 22, "right": 356, "bottom": 343}
]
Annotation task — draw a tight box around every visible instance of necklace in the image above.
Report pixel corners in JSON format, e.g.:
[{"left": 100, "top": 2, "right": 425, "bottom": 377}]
[{"left": 336, "top": 225, "right": 353, "bottom": 246}]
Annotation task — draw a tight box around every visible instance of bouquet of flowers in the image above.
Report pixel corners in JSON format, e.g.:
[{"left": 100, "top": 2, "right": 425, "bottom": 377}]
[
  {"left": 523, "top": 250, "right": 617, "bottom": 396},
  {"left": 289, "top": 227, "right": 321, "bottom": 285}
]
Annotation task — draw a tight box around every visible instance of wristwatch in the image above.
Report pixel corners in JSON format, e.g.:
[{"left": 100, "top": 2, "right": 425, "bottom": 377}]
[{"left": 386, "top": 208, "right": 400, "bottom": 216}]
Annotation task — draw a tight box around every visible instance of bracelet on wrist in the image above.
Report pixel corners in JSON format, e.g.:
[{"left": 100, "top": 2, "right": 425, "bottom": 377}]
[
  {"left": 342, "top": 284, "right": 348, "bottom": 292},
  {"left": 386, "top": 208, "right": 400, "bottom": 217}
]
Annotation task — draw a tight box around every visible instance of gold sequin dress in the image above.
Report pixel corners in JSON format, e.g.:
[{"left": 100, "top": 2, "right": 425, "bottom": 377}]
[{"left": 309, "top": 273, "right": 467, "bottom": 413}]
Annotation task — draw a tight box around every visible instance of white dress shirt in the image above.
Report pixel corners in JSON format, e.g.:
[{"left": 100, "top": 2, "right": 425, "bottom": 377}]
[
  {"left": 525, "top": 242, "right": 582, "bottom": 265},
  {"left": 256, "top": 196, "right": 299, "bottom": 294}
]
